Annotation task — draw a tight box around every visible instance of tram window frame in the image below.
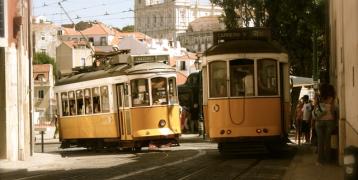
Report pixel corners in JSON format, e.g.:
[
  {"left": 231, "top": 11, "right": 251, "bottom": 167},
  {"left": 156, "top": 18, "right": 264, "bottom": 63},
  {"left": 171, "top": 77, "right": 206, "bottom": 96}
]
[
  {"left": 209, "top": 61, "right": 227, "bottom": 98},
  {"left": 229, "top": 59, "right": 255, "bottom": 97},
  {"left": 61, "top": 92, "right": 69, "bottom": 116},
  {"left": 151, "top": 77, "right": 168, "bottom": 105},
  {"left": 92, "top": 87, "right": 101, "bottom": 113},
  {"left": 84, "top": 88, "right": 92, "bottom": 114},
  {"left": 131, "top": 79, "right": 150, "bottom": 107},
  {"left": 124, "top": 83, "right": 130, "bottom": 107},
  {"left": 76, "top": 90, "right": 84, "bottom": 115},
  {"left": 168, "top": 77, "right": 178, "bottom": 104},
  {"left": 68, "top": 91, "right": 76, "bottom": 116},
  {"left": 257, "top": 59, "right": 278, "bottom": 96},
  {"left": 101, "top": 86, "right": 110, "bottom": 113}
]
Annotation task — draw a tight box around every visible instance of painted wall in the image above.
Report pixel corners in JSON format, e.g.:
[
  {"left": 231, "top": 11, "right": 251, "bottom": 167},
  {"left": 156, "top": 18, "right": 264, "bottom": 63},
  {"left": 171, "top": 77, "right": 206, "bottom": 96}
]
[
  {"left": 0, "top": 0, "right": 32, "bottom": 161},
  {"left": 330, "top": 0, "right": 358, "bottom": 164}
]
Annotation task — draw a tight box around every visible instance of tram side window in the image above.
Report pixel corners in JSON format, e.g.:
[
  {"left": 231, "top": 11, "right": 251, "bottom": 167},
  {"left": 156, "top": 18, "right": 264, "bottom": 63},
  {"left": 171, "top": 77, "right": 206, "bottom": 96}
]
[
  {"left": 168, "top": 77, "right": 178, "bottom": 104},
  {"left": 131, "top": 79, "right": 150, "bottom": 107},
  {"left": 209, "top": 61, "right": 227, "bottom": 97},
  {"left": 151, "top": 77, "right": 168, "bottom": 105},
  {"left": 92, "top": 87, "right": 101, "bottom": 113},
  {"left": 76, "top": 90, "right": 84, "bottom": 115},
  {"left": 84, "top": 88, "right": 92, "bottom": 114},
  {"left": 230, "top": 59, "right": 255, "bottom": 96},
  {"left": 101, "top": 86, "right": 110, "bottom": 113},
  {"left": 68, "top": 91, "right": 76, "bottom": 116},
  {"left": 61, "top": 92, "right": 69, "bottom": 116},
  {"left": 258, "top": 59, "right": 278, "bottom": 96}
]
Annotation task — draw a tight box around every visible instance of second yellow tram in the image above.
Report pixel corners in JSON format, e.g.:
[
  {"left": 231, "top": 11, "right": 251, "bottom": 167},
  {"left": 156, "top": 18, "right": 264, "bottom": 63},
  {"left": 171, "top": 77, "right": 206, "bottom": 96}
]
[{"left": 201, "top": 28, "right": 291, "bottom": 154}]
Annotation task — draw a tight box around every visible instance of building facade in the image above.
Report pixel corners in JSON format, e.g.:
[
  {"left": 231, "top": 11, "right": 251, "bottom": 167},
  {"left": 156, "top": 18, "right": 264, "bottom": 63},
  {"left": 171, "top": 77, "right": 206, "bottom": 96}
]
[
  {"left": 329, "top": 0, "right": 358, "bottom": 164},
  {"left": 0, "top": 0, "right": 32, "bottom": 161},
  {"left": 56, "top": 41, "right": 93, "bottom": 76},
  {"left": 33, "top": 64, "right": 56, "bottom": 126},
  {"left": 134, "top": 0, "right": 222, "bottom": 41},
  {"left": 32, "top": 22, "right": 61, "bottom": 59},
  {"left": 177, "top": 15, "right": 225, "bottom": 53}
]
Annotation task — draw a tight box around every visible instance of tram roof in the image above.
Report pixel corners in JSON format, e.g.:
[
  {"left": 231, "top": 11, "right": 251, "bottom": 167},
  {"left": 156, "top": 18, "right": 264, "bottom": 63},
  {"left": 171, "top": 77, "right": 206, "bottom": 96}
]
[
  {"left": 204, "top": 40, "right": 286, "bottom": 56},
  {"left": 56, "top": 62, "right": 175, "bottom": 86}
]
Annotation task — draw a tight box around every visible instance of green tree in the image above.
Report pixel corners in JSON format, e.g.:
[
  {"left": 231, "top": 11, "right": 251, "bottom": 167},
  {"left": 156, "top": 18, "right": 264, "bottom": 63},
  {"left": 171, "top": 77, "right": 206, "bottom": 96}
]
[
  {"left": 33, "top": 52, "right": 57, "bottom": 76},
  {"left": 121, "top": 25, "right": 134, "bottom": 32},
  {"left": 210, "top": 0, "right": 328, "bottom": 78}
]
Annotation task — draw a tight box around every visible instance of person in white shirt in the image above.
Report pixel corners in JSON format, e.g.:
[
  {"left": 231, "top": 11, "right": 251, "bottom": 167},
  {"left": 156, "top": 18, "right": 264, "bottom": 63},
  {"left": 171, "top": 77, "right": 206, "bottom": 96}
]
[{"left": 301, "top": 95, "right": 312, "bottom": 143}]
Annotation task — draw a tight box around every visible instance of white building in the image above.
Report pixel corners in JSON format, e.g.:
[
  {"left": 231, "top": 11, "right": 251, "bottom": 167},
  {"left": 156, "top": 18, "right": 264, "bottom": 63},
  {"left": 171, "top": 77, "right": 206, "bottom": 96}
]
[
  {"left": 177, "top": 15, "right": 225, "bottom": 53},
  {"left": 134, "top": 0, "right": 222, "bottom": 41},
  {"left": 60, "top": 22, "right": 117, "bottom": 52},
  {"left": 32, "top": 22, "right": 61, "bottom": 59},
  {"left": 56, "top": 41, "right": 93, "bottom": 76},
  {"left": 329, "top": 0, "right": 358, "bottom": 164},
  {"left": 33, "top": 64, "right": 56, "bottom": 125},
  {"left": 0, "top": 0, "right": 32, "bottom": 161}
]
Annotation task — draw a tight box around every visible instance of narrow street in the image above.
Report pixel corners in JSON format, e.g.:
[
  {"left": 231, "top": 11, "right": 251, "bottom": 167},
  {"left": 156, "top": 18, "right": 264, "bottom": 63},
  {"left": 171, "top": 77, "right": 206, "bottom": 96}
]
[{"left": 2, "top": 135, "right": 296, "bottom": 180}]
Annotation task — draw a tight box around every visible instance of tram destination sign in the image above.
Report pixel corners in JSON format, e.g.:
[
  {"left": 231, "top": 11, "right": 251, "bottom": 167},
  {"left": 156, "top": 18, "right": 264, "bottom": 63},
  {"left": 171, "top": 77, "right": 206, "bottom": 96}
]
[
  {"left": 130, "top": 54, "right": 169, "bottom": 65},
  {"left": 213, "top": 28, "right": 271, "bottom": 45}
]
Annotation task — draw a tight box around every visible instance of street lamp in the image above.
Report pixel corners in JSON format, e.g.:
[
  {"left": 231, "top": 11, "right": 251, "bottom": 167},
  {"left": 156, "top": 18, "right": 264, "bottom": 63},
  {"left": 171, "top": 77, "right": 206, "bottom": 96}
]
[{"left": 194, "top": 53, "right": 202, "bottom": 70}]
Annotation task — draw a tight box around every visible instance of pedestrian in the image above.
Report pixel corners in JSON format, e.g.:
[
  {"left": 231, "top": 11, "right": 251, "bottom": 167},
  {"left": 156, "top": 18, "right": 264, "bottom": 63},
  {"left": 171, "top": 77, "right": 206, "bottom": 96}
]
[
  {"left": 301, "top": 95, "right": 312, "bottom": 143},
  {"left": 313, "top": 83, "right": 337, "bottom": 165},
  {"left": 295, "top": 99, "right": 304, "bottom": 145},
  {"left": 53, "top": 114, "right": 59, "bottom": 139}
]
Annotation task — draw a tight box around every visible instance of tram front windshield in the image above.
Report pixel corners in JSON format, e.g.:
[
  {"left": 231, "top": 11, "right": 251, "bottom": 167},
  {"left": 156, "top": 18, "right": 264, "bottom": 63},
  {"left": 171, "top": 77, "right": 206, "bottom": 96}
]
[{"left": 130, "top": 77, "right": 178, "bottom": 107}]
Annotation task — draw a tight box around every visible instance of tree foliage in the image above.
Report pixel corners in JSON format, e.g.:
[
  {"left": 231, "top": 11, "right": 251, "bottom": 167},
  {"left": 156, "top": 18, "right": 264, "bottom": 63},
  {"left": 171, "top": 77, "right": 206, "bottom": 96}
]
[
  {"left": 33, "top": 52, "right": 57, "bottom": 76},
  {"left": 210, "top": 0, "right": 328, "bottom": 78},
  {"left": 121, "top": 25, "right": 134, "bottom": 32}
]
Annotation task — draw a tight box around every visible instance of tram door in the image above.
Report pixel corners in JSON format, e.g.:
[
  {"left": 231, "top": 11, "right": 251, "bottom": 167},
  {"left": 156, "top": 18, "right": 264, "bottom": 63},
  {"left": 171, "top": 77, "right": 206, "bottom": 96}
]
[{"left": 116, "top": 83, "right": 129, "bottom": 140}]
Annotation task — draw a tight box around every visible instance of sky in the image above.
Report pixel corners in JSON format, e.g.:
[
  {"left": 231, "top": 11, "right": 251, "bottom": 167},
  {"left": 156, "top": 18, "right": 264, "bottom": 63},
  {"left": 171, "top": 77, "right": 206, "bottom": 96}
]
[{"left": 33, "top": 0, "right": 211, "bottom": 29}]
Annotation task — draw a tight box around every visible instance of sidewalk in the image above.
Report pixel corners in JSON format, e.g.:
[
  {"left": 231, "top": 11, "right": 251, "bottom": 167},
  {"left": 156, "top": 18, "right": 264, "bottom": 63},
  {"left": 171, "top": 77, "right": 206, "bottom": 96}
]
[{"left": 283, "top": 143, "right": 344, "bottom": 180}]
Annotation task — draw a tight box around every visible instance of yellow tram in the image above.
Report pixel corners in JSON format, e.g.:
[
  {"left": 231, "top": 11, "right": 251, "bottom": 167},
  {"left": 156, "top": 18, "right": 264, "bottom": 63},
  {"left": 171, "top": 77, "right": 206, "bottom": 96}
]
[
  {"left": 54, "top": 54, "right": 181, "bottom": 150},
  {"left": 201, "top": 28, "right": 291, "bottom": 154}
]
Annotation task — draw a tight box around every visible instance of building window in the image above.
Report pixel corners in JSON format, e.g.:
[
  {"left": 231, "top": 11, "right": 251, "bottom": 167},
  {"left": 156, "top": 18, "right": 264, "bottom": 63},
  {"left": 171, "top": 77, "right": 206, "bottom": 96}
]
[
  {"left": 88, "top": 37, "right": 94, "bottom": 43},
  {"left": 38, "top": 90, "right": 44, "bottom": 99},
  {"left": 57, "top": 30, "right": 63, "bottom": 36},
  {"left": 100, "top": 37, "right": 106, "bottom": 46},
  {"left": 41, "top": 36, "right": 45, "bottom": 40},
  {"left": 80, "top": 58, "right": 86, "bottom": 67},
  {"left": 41, "top": 49, "right": 46, "bottom": 54},
  {"left": 180, "top": 61, "right": 186, "bottom": 70},
  {"left": 0, "top": 0, "right": 4, "bottom": 37}
]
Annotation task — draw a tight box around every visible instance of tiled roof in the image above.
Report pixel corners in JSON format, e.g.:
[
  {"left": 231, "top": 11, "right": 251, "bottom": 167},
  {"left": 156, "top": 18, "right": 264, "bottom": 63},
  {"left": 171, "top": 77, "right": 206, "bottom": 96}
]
[
  {"left": 174, "top": 52, "right": 197, "bottom": 61},
  {"left": 33, "top": 64, "right": 51, "bottom": 73},
  {"left": 62, "top": 40, "right": 89, "bottom": 48},
  {"left": 189, "top": 15, "right": 223, "bottom": 32},
  {"left": 63, "top": 22, "right": 114, "bottom": 36},
  {"left": 32, "top": 23, "right": 59, "bottom": 31}
]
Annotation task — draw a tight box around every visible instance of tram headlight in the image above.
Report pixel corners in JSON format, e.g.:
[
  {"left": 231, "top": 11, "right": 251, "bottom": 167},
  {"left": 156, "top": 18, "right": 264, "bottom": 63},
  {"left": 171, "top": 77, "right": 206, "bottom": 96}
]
[
  {"left": 256, "top": 129, "right": 262, "bottom": 133},
  {"left": 158, "top": 119, "right": 166, "bottom": 128}
]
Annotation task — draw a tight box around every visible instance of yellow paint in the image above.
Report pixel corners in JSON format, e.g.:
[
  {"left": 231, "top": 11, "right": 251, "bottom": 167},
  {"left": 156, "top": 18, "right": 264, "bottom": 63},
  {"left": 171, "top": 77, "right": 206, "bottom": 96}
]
[
  {"left": 207, "top": 98, "right": 282, "bottom": 138},
  {"left": 130, "top": 105, "right": 181, "bottom": 138},
  {"left": 60, "top": 113, "right": 119, "bottom": 139}
]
